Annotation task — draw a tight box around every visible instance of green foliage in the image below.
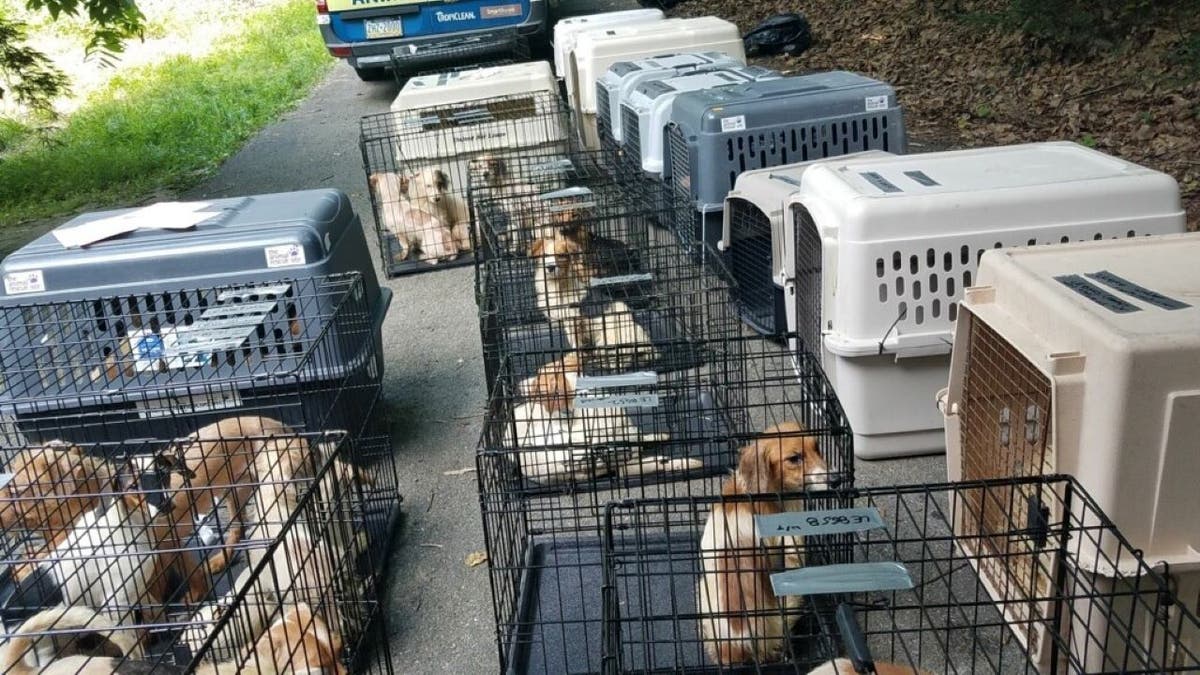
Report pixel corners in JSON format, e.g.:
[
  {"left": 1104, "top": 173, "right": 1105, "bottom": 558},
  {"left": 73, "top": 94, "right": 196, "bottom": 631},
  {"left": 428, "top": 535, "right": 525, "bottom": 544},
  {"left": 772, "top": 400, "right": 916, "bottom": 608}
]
[
  {"left": 0, "top": 0, "right": 332, "bottom": 226},
  {"left": 0, "top": 13, "right": 70, "bottom": 113},
  {"left": 23, "top": 0, "right": 144, "bottom": 64}
]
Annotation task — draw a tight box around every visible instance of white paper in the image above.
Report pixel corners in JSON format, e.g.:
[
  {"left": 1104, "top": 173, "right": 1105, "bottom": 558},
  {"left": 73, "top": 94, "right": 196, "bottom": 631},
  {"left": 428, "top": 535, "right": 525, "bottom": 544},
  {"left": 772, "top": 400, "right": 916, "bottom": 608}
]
[
  {"left": 865, "top": 95, "right": 890, "bottom": 112},
  {"left": 265, "top": 244, "right": 306, "bottom": 268},
  {"left": 53, "top": 201, "right": 219, "bottom": 248}
]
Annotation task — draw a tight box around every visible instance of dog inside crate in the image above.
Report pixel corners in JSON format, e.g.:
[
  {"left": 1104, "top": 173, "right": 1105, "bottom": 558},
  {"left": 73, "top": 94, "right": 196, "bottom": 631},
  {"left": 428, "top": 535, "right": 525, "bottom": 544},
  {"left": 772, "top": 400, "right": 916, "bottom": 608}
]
[{"left": 0, "top": 423, "right": 393, "bottom": 672}]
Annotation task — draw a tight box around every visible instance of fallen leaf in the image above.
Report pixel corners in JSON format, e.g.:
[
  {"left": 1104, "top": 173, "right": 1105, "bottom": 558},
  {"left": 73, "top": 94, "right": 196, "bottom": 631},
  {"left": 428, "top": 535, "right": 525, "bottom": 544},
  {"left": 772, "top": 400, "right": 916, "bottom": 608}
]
[{"left": 465, "top": 551, "right": 488, "bottom": 567}]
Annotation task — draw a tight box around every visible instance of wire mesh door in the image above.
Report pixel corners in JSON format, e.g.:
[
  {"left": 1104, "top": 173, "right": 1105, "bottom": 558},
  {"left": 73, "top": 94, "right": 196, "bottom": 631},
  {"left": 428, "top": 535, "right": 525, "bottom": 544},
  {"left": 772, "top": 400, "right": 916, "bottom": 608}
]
[
  {"left": 726, "top": 198, "right": 782, "bottom": 337},
  {"left": 791, "top": 203, "right": 823, "bottom": 356}
]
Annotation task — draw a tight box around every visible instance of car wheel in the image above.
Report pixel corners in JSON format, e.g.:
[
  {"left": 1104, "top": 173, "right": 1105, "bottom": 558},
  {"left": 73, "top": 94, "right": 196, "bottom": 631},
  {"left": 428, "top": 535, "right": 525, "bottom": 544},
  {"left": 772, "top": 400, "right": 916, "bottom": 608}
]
[{"left": 354, "top": 66, "right": 390, "bottom": 82}]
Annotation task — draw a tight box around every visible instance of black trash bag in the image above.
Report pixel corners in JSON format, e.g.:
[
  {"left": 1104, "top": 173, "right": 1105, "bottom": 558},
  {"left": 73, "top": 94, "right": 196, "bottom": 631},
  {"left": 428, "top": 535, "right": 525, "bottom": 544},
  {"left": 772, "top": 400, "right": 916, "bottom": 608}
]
[{"left": 744, "top": 13, "right": 813, "bottom": 58}]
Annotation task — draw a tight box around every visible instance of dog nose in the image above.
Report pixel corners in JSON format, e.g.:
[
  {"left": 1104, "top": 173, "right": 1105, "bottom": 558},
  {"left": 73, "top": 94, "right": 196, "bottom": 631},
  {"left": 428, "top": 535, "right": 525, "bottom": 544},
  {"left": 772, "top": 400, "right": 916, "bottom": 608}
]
[
  {"left": 826, "top": 477, "right": 842, "bottom": 489},
  {"left": 545, "top": 263, "right": 557, "bottom": 274}
]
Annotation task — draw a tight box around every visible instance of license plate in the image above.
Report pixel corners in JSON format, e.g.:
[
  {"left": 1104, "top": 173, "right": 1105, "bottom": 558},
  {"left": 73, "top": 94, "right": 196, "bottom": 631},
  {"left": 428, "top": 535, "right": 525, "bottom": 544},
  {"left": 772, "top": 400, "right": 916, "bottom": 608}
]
[{"left": 365, "top": 17, "right": 403, "bottom": 40}]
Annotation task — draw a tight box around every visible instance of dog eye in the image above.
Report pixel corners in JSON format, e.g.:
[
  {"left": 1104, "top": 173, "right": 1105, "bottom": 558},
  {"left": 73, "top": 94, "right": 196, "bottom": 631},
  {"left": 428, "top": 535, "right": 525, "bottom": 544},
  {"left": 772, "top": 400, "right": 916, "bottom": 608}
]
[{"left": 785, "top": 454, "right": 803, "bottom": 465}]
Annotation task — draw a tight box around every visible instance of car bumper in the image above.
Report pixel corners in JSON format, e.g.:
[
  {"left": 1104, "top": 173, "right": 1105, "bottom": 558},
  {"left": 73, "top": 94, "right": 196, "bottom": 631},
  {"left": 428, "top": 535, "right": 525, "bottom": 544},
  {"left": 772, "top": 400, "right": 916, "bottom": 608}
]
[{"left": 321, "top": 1, "right": 546, "bottom": 70}]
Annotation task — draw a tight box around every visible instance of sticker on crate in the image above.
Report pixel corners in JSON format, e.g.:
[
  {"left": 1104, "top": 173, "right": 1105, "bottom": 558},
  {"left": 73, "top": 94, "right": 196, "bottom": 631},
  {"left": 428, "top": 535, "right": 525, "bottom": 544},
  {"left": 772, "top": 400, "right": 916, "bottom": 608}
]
[
  {"left": 3, "top": 270, "right": 44, "bottom": 295},
  {"left": 755, "top": 507, "right": 885, "bottom": 536}
]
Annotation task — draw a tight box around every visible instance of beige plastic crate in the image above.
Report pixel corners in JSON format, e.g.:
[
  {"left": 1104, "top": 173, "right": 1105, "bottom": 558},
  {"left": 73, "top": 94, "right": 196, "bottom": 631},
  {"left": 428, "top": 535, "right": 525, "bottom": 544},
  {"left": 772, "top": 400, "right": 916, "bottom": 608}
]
[
  {"left": 566, "top": 16, "right": 743, "bottom": 150},
  {"left": 552, "top": 8, "right": 665, "bottom": 79},
  {"left": 940, "top": 232, "right": 1200, "bottom": 671}
]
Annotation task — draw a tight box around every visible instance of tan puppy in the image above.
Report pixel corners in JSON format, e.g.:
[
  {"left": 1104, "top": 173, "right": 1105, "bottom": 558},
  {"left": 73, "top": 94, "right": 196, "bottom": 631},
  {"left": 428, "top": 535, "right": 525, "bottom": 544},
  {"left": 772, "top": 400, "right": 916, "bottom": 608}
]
[
  {"left": 0, "top": 442, "right": 111, "bottom": 579},
  {"left": 367, "top": 171, "right": 458, "bottom": 263},
  {"left": 404, "top": 167, "right": 472, "bottom": 253},
  {"left": 807, "top": 658, "right": 934, "bottom": 675},
  {"left": 242, "top": 603, "right": 345, "bottom": 675},
  {"left": 697, "top": 422, "right": 832, "bottom": 665},
  {"left": 0, "top": 606, "right": 142, "bottom": 675}
]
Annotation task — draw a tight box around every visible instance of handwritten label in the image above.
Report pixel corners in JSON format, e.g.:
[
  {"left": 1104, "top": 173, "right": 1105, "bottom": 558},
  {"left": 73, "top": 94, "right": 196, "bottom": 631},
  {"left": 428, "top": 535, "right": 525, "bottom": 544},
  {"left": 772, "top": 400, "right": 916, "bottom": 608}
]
[
  {"left": 589, "top": 273, "right": 653, "bottom": 287},
  {"left": 265, "top": 244, "right": 306, "bottom": 269},
  {"left": 865, "top": 95, "right": 889, "bottom": 112},
  {"left": 575, "top": 393, "right": 659, "bottom": 409},
  {"left": 756, "top": 508, "right": 885, "bottom": 538},
  {"left": 575, "top": 372, "right": 657, "bottom": 389},
  {"left": 772, "top": 562, "right": 914, "bottom": 596},
  {"left": 4, "top": 270, "right": 45, "bottom": 295},
  {"left": 720, "top": 115, "right": 746, "bottom": 132}
]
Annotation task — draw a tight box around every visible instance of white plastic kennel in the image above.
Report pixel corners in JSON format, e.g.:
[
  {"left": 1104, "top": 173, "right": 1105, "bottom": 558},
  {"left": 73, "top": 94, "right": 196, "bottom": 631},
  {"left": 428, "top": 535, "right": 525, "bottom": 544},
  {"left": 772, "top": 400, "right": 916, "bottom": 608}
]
[
  {"left": 623, "top": 65, "right": 780, "bottom": 177},
  {"left": 566, "top": 16, "right": 743, "bottom": 150},
  {"left": 595, "top": 51, "right": 744, "bottom": 147},
  {"left": 552, "top": 8, "right": 664, "bottom": 80},
  {"left": 391, "top": 60, "right": 559, "bottom": 112},
  {"left": 726, "top": 142, "right": 1187, "bottom": 459},
  {"left": 939, "top": 232, "right": 1200, "bottom": 672},
  {"left": 385, "top": 61, "right": 567, "bottom": 162}
]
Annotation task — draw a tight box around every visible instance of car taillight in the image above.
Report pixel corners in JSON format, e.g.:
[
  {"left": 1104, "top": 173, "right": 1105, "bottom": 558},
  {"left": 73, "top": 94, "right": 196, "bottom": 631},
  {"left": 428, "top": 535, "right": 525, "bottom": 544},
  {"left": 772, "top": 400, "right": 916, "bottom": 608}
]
[
  {"left": 329, "top": 46, "right": 352, "bottom": 58},
  {"left": 316, "top": 0, "right": 330, "bottom": 25}
]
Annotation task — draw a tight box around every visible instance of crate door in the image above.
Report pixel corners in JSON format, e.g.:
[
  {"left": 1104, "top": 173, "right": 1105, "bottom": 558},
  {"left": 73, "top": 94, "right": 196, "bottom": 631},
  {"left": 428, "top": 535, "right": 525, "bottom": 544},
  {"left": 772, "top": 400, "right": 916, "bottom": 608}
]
[{"left": 790, "top": 203, "right": 823, "bottom": 358}]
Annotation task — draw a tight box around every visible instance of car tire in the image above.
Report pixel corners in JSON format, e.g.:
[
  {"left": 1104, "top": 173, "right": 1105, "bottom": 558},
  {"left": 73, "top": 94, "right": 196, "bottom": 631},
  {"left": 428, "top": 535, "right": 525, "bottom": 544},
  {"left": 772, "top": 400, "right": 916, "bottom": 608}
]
[{"left": 354, "top": 66, "right": 390, "bottom": 82}]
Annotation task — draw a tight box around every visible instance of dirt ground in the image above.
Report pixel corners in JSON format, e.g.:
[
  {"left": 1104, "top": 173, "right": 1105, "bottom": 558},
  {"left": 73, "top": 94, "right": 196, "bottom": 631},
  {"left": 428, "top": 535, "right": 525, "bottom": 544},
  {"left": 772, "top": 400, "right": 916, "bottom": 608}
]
[{"left": 671, "top": 0, "right": 1200, "bottom": 229}]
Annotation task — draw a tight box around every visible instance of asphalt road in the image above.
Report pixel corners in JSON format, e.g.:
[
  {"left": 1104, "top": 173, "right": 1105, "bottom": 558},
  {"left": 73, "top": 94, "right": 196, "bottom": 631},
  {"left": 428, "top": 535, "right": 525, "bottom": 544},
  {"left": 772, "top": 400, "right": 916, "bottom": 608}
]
[{"left": 179, "top": 51, "right": 945, "bottom": 675}]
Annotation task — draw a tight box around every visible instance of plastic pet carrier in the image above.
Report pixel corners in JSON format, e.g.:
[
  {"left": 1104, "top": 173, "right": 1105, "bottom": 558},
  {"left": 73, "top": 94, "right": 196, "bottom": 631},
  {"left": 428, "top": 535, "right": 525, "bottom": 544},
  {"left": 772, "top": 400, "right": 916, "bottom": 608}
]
[
  {"left": 664, "top": 70, "right": 904, "bottom": 258},
  {"left": 362, "top": 82, "right": 572, "bottom": 277},
  {"left": 390, "top": 28, "right": 530, "bottom": 82},
  {"left": 0, "top": 196, "right": 390, "bottom": 446},
  {"left": 735, "top": 142, "right": 1187, "bottom": 459},
  {"left": 938, "top": 232, "right": 1200, "bottom": 667},
  {"left": 552, "top": 9, "right": 665, "bottom": 80},
  {"left": 595, "top": 51, "right": 745, "bottom": 154},
  {"left": 0, "top": 430, "right": 400, "bottom": 673},
  {"left": 477, "top": 336, "right": 853, "bottom": 674},
  {"left": 389, "top": 60, "right": 558, "bottom": 113},
  {"left": 601, "top": 475, "right": 1200, "bottom": 673},
  {"left": 625, "top": 65, "right": 781, "bottom": 178},
  {"left": 566, "top": 17, "right": 744, "bottom": 151},
  {"left": 475, "top": 199, "right": 741, "bottom": 392}
]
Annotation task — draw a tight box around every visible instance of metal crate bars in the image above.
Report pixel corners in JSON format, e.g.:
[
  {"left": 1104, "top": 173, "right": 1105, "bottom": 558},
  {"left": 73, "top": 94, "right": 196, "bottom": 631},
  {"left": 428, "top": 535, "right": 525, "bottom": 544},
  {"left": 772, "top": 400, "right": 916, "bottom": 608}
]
[
  {"left": 0, "top": 429, "right": 399, "bottom": 673},
  {"left": 600, "top": 475, "right": 1200, "bottom": 674},
  {"left": 360, "top": 91, "right": 573, "bottom": 277},
  {"left": 390, "top": 29, "right": 531, "bottom": 82},
  {"left": 0, "top": 273, "right": 383, "bottom": 447},
  {"left": 476, "top": 210, "right": 739, "bottom": 394},
  {"left": 477, "top": 337, "right": 854, "bottom": 674}
]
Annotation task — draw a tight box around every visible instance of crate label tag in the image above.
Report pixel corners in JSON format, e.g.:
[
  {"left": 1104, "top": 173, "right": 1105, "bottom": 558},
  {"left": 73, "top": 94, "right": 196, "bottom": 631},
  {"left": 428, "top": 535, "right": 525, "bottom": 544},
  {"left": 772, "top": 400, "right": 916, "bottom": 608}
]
[
  {"left": 1055, "top": 274, "right": 1141, "bottom": 314},
  {"left": 720, "top": 115, "right": 746, "bottom": 132},
  {"left": 860, "top": 172, "right": 903, "bottom": 194},
  {"left": 771, "top": 562, "right": 913, "bottom": 596},
  {"left": 265, "top": 244, "right": 306, "bottom": 268},
  {"left": 865, "top": 95, "right": 890, "bottom": 111},
  {"left": 576, "top": 372, "right": 657, "bottom": 389},
  {"left": 1086, "top": 270, "right": 1190, "bottom": 311},
  {"left": 589, "top": 273, "right": 653, "bottom": 287},
  {"left": 4, "top": 270, "right": 45, "bottom": 295},
  {"left": 575, "top": 392, "right": 659, "bottom": 409},
  {"left": 756, "top": 507, "right": 885, "bottom": 537}
]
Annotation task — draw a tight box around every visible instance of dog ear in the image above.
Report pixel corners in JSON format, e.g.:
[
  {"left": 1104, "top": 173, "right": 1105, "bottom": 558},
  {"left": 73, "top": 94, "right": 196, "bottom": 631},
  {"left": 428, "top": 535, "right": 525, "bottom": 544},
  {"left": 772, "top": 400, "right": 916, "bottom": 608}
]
[
  {"left": 398, "top": 173, "right": 411, "bottom": 196},
  {"left": 737, "top": 437, "right": 781, "bottom": 493},
  {"left": 528, "top": 237, "right": 546, "bottom": 258},
  {"left": 434, "top": 169, "right": 448, "bottom": 191}
]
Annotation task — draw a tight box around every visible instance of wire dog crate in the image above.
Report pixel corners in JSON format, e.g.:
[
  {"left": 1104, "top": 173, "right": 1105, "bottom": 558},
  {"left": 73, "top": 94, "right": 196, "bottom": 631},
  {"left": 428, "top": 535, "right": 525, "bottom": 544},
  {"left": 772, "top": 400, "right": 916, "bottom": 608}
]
[
  {"left": 565, "top": 17, "right": 744, "bottom": 151},
  {"left": 0, "top": 273, "right": 386, "bottom": 447},
  {"left": 362, "top": 86, "right": 573, "bottom": 277},
  {"left": 939, "top": 233, "right": 1200, "bottom": 664},
  {"left": 553, "top": 9, "right": 665, "bottom": 80},
  {"left": 601, "top": 475, "right": 1200, "bottom": 674},
  {"left": 595, "top": 51, "right": 745, "bottom": 160},
  {"left": 477, "top": 336, "right": 854, "bottom": 674},
  {"left": 476, "top": 209, "right": 741, "bottom": 393},
  {"left": 762, "top": 142, "right": 1185, "bottom": 459},
  {"left": 390, "top": 28, "right": 531, "bottom": 83},
  {"left": 0, "top": 429, "right": 400, "bottom": 673},
  {"left": 666, "top": 71, "right": 904, "bottom": 271}
]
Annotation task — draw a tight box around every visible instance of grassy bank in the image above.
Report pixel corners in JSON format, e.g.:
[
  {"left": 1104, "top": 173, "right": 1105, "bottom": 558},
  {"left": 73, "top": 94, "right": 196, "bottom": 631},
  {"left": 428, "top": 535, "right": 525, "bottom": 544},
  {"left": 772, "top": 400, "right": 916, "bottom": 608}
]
[{"left": 0, "top": 0, "right": 333, "bottom": 226}]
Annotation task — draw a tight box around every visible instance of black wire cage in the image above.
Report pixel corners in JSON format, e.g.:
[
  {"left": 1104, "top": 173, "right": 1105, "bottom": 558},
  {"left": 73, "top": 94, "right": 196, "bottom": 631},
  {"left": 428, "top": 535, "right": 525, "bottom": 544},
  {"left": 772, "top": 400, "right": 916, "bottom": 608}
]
[
  {"left": 0, "top": 273, "right": 384, "bottom": 448},
  {"left": 477, "top": 336, "right": 855, "bottom": 674},
  {"left": 476, "top": 205, "right": 741, "bottom": 395},
  {"left": 0, "top": 429, "right": 400, "bottom": 673},
  {"left": 390, "top": 29, "right": 532, "bottom": 83},
  {"left": 360, "top": 90, "right": 574, "bottom": 277},
  {"left": 600, "top": 475, "right": 1200, "bottom": 674}
]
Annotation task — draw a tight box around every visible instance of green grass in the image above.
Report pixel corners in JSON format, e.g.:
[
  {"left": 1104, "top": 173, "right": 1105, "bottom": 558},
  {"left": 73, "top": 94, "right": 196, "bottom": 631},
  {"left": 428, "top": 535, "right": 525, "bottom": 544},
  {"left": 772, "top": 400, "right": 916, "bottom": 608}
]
[{"left": 0, "top": 0, "right": 333, "bottom": 226}]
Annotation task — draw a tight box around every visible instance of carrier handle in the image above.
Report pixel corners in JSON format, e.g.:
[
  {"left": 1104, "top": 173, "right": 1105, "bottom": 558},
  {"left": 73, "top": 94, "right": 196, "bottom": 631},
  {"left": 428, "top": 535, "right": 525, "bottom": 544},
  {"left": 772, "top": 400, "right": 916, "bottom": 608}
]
[{"left": 835, "top": 603, "right": 875, "bottom": 674}]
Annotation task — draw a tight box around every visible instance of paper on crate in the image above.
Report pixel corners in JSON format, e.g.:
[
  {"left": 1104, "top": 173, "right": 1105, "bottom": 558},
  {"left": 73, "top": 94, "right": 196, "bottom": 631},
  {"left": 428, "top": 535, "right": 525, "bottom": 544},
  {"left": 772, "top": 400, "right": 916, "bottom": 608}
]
[{"left": 53, "top": 201, "right": 220, "bottom": 248}]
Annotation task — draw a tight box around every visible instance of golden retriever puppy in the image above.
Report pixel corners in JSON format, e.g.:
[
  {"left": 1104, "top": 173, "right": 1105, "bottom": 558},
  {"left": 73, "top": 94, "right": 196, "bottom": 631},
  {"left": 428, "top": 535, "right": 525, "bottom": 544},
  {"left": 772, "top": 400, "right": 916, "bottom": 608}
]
[
  {"left": 0, "top": 606, "right": 142, "bottom": 675},
  {"left": 697, "top": 422, "right": 833, "bottom": 665}
]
